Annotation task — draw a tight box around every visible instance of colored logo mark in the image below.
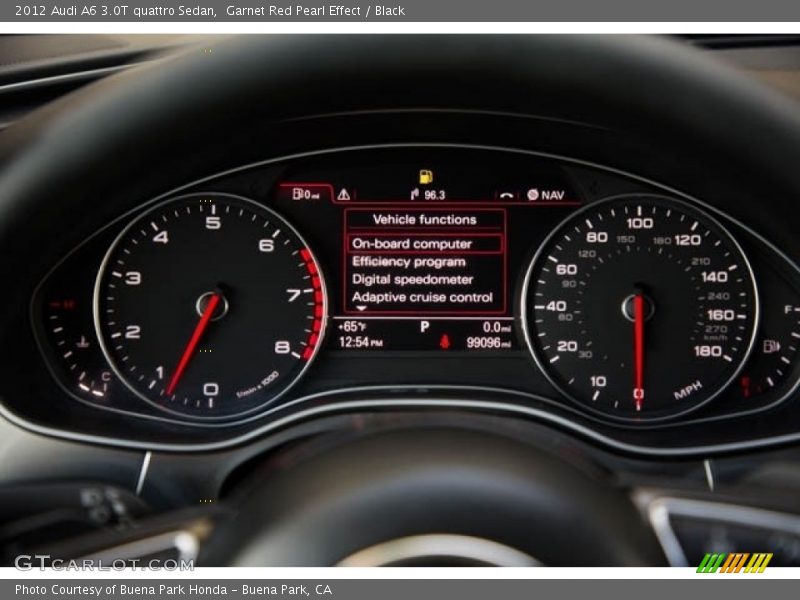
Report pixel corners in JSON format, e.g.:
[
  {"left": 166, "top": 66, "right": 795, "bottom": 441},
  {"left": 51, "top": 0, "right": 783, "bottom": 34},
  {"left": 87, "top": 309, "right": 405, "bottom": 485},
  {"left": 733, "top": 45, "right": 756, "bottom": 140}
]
[{"left": 697, "top": 552, "right": 773, "bottom": 573}]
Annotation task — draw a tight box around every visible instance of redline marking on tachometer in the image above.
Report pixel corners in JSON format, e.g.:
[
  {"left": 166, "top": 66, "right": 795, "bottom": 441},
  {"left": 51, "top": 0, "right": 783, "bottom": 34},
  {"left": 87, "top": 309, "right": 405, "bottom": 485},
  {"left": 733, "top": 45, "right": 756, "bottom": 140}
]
[{"left": 300, "top": 247, "right": 325, "bottom": 361}]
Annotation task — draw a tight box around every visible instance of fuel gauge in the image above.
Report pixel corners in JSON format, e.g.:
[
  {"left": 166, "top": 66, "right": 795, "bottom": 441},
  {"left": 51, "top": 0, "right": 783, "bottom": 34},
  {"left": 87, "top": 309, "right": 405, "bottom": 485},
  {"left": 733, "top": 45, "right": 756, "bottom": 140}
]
[{"left": 735, "top": 269, "right": 800, "bottom": 402}]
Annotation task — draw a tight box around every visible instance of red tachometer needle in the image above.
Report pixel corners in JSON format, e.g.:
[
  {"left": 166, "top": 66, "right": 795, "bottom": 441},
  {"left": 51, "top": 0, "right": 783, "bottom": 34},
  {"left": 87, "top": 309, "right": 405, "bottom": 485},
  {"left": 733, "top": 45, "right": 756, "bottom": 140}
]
[
  {"left": 633, "top": 293, "right": 645, "bottom": 411},
  {"left": 165, "top": 293, "right": 221, "bottom": 395}
]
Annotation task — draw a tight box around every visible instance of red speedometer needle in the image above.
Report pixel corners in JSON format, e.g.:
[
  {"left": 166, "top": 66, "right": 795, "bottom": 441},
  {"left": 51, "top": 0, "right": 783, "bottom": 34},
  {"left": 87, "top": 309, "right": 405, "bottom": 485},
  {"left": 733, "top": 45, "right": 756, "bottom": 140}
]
[
  {"left": 165, "top": 293, "right": 221, "bottom": 396},
  {"left": 633, "top": 293, "right": 645, "bottom": 411}
]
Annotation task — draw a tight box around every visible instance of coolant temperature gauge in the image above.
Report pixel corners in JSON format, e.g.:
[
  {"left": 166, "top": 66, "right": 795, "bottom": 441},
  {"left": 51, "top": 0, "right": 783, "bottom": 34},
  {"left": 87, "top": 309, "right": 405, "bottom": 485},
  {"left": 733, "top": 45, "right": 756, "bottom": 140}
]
[
  {"left": 42, "top": 294, "right": 117, "bottom": 402},
  {"left": 32, "top": 234, "right": 122, "bottom": 408}
]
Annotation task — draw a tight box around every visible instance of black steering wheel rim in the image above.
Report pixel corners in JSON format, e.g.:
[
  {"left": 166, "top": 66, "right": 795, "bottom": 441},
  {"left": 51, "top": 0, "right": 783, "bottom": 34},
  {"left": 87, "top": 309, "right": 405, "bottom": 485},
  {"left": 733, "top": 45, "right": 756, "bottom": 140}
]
[{"left": 201, "top": 427, "right": 666, "bottom": 566}]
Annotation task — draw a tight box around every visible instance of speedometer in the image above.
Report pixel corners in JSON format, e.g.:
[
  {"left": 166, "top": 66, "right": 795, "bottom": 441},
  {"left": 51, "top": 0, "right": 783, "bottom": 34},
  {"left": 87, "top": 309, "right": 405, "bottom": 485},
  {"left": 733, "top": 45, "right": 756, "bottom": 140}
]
[{"left": 521, "top": 194, "right": 758, "bottom": 421}]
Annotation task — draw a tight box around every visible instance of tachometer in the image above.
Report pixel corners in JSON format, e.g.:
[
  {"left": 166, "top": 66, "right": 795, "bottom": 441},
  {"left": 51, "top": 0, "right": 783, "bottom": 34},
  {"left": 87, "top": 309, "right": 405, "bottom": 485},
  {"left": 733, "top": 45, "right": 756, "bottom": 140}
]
[
  {"left": 94, "top": 193, "right": 326, "bottom": 420},
  {"left": 521, "top": 194, "right": 758, "bottom": 420}
]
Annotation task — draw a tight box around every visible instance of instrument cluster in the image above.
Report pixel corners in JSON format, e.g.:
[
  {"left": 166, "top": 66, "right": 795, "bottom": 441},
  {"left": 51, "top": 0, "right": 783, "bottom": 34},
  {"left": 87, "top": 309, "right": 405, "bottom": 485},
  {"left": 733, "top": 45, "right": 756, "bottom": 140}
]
[{"left": 26, "top": 146, "right": 800, "bottom": 448}]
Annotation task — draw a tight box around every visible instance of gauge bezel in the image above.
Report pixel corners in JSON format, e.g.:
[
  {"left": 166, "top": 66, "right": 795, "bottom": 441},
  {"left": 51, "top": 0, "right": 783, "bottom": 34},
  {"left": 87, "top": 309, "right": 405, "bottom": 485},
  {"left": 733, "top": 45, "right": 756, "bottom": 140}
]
[
  {"left": 520, "top": 193, "right": 760, "bottom": 423},
  {"left": 92, "top": 191, "right": 329, "bottom": 422}
]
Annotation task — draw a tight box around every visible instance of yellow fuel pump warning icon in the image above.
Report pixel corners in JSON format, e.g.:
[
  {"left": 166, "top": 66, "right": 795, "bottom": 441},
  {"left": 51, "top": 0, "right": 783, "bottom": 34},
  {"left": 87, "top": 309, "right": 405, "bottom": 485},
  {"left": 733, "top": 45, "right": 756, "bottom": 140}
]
[{"left": 419, "top": 169, "right": 434, "bottom": 185}]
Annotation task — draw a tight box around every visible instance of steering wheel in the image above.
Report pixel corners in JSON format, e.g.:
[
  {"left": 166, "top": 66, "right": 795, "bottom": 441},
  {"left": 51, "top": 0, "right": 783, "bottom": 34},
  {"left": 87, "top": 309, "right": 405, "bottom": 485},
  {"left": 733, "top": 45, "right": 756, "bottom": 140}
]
[{"left": 3, "top": 35, "right": 800, "bottom": 566}]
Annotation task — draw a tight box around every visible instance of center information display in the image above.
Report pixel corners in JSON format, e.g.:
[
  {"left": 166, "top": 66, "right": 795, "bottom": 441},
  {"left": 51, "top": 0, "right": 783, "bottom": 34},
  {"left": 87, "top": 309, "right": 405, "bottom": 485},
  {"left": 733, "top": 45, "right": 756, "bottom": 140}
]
[
  {"left": 337, "top": 207, "right": 515, "bottom": 351},
  {"left": 272, "top": 147, "right": 583, "bottom": 353},
  {"left": 343, "top": 208, "right": 506, "bottom": 315}
]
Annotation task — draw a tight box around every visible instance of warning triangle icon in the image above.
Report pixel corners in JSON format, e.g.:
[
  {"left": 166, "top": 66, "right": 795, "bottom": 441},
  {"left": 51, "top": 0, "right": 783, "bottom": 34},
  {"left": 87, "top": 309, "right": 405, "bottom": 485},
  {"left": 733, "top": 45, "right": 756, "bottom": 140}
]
[{"left": 337, "top": 188, "right": 351, "bottom": 201}]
